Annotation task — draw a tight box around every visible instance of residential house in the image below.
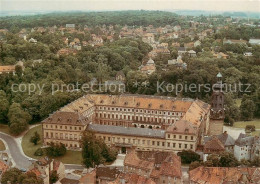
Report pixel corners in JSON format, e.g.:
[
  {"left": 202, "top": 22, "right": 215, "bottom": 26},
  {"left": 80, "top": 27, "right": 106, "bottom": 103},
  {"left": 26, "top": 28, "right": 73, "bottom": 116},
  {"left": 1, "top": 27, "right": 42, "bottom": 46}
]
[
  {"left": 29, "top": 38, "right": 37, "bottom": 43},
  {"left": 168, "top": 56, "right": 187, "bottom": 69},
  {"left": 251, "top": 137, "right": 260, "bottom": 160},
  {"left": 66, "top": 24, "right": 75, "bottom": 29},
  {"left": 194, "top": 40, "right": 201, "bottom": 47},
  {"left": 57, "top": 48, "right": 77, "bottom": 56},
  {"left": 18, "top": 29, "right": 28, "bottom": 40},
  {"left": 184, "top": 42, "right": 194, "bottom": 48},
  {"left": 234, "top": 133, "right": 255, "bottom": 161},
  {"left": 96, "top": 167, "right": 120, "bottom": 184},
  {"left": 178, "top": 47, "right": 187, "bottom": 55},
  {"left": 188, "top": 50, "right": 196, "bottom": 57},
  {"left": 203, "top": 136, "right": 225, "bottom": 161},
  {"left": 204, "top": 131, "right": 235, "bottom": 153},
  {"left": 28, "top": 157, "right": 65, "bottom": 184},
  {"left": 109, "top": 173, "right": 156, "bottom": 184},
  {"left": 0, "top": 61, "right": 24, "bottom": 75},
  {"left": 140, "top": 58, "right": 156, "bottom": 75},
  {"left": 142, "top": 33, "right": 155, "bottom": 44},
  {"left": 37, "top": 27, "right": 46, "bottom": 33},
  {"left": 213, "top": 52, "right": 229, "bottom": 59},
  {"left": 249, "top": 38, "right": 260, "bottom": 45},
  {"left": 173, "top": 25, "right": 181, "bottom": 32},
  {"left": 115, "top": 71, "right": 126, "bottom": 82},
  {"left": 124, "top": 151, "right": 182, "bottom": 184},
  {"left": 79, "top": 170, "right": 96, "bottom": 184},
  {"left": 223, "top": 39, "right": 248, "bottom": 45},
  {"left": 0, "top": 159, "right": 9, "bottom": 181},
  {"left": 189, "top": 166, "right": 260, "bottom": 184},
  {"left": 244, "top": 52, "right": 253, "bottom": 57}
]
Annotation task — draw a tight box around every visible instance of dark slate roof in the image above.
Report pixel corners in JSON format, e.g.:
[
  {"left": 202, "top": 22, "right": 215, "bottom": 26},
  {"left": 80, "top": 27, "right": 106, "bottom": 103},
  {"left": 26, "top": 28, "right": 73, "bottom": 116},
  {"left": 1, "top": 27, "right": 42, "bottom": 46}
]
[
  {"left": 204, "top": 132, "right": 235, "bottom": 146},
  {"left": 88, "top": 124, "right": 165, "bottom": 138},
  {"left": 96, "top": 167, "right": 120, "bottom": 180},
  {"left": 235, "top": 133, "right": 255, "bottom": 147},
  {"left": 178, "top": 47, "right": 186, "bottom": 52}
]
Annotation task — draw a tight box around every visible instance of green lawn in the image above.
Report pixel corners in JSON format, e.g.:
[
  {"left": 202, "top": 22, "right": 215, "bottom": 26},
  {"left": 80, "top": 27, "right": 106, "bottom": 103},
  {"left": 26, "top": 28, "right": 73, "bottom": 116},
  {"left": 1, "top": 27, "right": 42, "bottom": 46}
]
[
  {"left": 0, "top": 124, "right": 11, "bottom": 135},
  {"left": 233, "top": 119, "right": 260, "bottom": 129},
  {"left": 22, "top": 125, "right": 83, "bottom": 165},
  {"left": 0, "top": 139, "right": 6, "bottom": 151}
]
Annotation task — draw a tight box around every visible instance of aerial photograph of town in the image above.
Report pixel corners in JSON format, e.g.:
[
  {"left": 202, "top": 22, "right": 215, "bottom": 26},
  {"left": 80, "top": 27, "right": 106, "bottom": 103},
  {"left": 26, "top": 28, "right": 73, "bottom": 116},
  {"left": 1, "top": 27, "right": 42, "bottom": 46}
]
[{"left": 0, "top": 0, "right": 259, "bottom": 183}]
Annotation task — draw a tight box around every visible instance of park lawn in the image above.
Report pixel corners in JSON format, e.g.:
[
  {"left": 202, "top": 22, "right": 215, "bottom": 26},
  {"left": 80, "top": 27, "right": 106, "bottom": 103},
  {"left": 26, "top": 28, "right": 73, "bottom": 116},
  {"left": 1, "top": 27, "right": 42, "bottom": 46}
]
[
  {"left": 233, "top": 119, "right": 260, "bottom": 129},
  {"left": 22, "top": 125, "right": 83, "bottom": 164},
  {"left": 0, "top": 139, "right": 6, "bottom": 151},
  {"left": 22, "top": 125, "right": 43, "bottom": 159},
  {"left": 0, "top": 124, "right": 11, "bottom": 135}
]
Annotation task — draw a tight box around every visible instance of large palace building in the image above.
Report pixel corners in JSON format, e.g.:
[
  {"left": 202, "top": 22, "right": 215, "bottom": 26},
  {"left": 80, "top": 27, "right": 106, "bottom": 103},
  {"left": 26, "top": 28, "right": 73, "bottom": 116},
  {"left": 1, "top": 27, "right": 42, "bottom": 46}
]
[{"left": 42, "top": 94, "right": 212, "bottom": 153}]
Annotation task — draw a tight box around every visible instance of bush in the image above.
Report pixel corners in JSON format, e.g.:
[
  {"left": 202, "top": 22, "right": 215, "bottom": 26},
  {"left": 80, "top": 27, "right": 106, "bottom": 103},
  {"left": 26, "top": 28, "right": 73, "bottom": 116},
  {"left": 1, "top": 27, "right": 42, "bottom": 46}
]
[
  {"left": 245, "top": 125, "right": 255, "bottom": 132},
  {"left": 177, "top": 150, "right": 200, "bottom": 164},
  {"left": 30, "top": 131, "right": 41, "bottom": 145},
  {"left": 34, "top": 148, "right": 44, "bottom": 156},
  {"left": 46, "top": 142, "right": 66, "bottom": 157}
]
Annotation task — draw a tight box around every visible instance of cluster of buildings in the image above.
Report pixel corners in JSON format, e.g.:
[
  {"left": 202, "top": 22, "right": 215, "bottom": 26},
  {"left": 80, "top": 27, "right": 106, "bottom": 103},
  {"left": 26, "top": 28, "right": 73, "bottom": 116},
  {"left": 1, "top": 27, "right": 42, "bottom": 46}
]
[{"left": 202, "top": 131, "right": 260, "bottom": 162}]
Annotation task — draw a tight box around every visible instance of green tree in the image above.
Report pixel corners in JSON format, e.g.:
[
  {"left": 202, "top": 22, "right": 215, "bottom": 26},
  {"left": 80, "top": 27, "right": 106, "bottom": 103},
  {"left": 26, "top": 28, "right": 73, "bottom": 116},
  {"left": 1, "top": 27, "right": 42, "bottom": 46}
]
[
  {"left": 1, "top": 168, "right": 22, "bottom": 184},
  {"left": 240, "top": 99, "right": 255, "bottom": 120},
  {"left": 30, "top": 131, "right": 41, "bottom": 145},
  {"left": 49, "top": 170, "right": 59, "bottom": 184},
  {"left": 0, "top": 90, "right": 9, "bottom": 123},
  {"left": 46, "top": 142, "right": 66, "bottom": 157},
  {"left": 177, "top": 150, "right": 200, "bottom": 164},
  {"left": 81, "top": 132, "right": 117, "bottom": 168},
  {"left": 219, "top": 152, "right": 239, "bottom": 167},
  {"left": 7, "top": 103, "right": 31, "bottom": 135}
]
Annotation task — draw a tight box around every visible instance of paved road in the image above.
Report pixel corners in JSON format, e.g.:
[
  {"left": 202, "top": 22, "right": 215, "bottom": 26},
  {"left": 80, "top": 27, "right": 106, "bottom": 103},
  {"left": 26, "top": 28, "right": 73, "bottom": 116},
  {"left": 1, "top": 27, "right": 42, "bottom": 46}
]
[
  {"left": 0, "top": 132, "right": 31, "bottom": 169},
  {"left": 0, "top": 132, "right": 86, "bottom": 170}
]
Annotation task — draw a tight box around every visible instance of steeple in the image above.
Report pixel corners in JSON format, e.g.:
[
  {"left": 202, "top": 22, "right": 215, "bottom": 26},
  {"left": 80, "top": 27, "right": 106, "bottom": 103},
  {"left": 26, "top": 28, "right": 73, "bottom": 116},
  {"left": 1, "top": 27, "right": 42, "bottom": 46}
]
[{"left": 210, "top": 72, "right": 225, "bottom": 120}]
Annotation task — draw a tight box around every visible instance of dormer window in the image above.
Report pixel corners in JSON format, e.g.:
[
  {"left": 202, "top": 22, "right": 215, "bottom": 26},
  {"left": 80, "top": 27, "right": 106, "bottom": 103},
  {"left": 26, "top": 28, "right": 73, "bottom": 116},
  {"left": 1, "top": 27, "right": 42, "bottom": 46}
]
[
  {"left": 79, "top": 106, "right": 83, "bottom": 110},
  {"left": 172, "top": 105, "right": 176, "bottom": 109},
  {"left": 124, "top": 102, "right": 128, "bottom": 105},
  {"left": 100, "top": 100, "right": 104, "bottom": 103},
  {"left": 136, "top": 102, "right": 140, "bottom": 107},
  {"left": 58, "top": 117, "right": 61, "bottom": 121},
  {"left": 148, "top": 103, "right": 152, "bottom": 108},
  {"left": 160, "top": 104, "right": 163, "bottom": 109},
  {"left": 84, "top": 103, "right": 88, "bottom": 106},
  {"left": 173, "top": 127, "right": 177, "bottom": 130},
  {"left": 112, "top": 101, "right": 115, "bottom": 104},
  {"left": 185, "top": 128, "right": 189, "bottom": 132}
]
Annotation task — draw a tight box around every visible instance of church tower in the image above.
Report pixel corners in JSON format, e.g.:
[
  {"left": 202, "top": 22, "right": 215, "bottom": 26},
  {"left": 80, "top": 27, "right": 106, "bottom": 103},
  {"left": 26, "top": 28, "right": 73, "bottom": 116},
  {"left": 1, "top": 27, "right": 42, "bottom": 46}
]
[{"left": 208, "top": 72, "right": 225, "bottom": 135}]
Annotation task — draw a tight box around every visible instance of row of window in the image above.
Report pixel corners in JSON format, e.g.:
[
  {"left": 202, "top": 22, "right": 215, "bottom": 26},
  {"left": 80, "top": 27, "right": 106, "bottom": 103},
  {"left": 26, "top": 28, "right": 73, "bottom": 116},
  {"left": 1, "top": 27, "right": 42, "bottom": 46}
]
[
  {"left": 46, "top": 141, "right": 80, "bottom": 148},
  {"left": 97, "top": 106, "right": 183, "bottom": 116},
  {"left": 98, "top": 135, "right": 194, "bottom": 150},
  {"left": 167, "top": 134, "right": 194, "bottom": 141},
  {"left": 45, "top": 132, "right": 82, "bottom": 140},
  {"left": 44, "top": 124, "right": 82, "bottom": 131},
  {"left": 97, "top": 113, "right": 178, "bottom": 124}
]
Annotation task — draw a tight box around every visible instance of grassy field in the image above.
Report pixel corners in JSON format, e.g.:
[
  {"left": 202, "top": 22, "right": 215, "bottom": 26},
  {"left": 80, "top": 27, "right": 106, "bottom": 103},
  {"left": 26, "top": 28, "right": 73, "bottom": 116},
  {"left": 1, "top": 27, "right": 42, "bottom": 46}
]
[
  {"left": 0, "top": 139, "right": 6, "bottom": 151},
  {"left": 22, "top": 125, "right": 83, "bottom": 164},
  {"left": 0, "top": 124, "right": 11, "bottom": 135},
  {"left": 233, "top": 119, "right": 260, "bottom": 129}
]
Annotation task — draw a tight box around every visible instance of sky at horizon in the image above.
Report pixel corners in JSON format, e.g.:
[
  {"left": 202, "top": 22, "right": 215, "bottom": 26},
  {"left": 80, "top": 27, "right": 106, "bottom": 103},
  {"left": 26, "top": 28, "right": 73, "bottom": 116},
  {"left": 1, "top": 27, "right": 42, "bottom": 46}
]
[{"left": 1, "top": 0, "right": 260, "bottom": 12}]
